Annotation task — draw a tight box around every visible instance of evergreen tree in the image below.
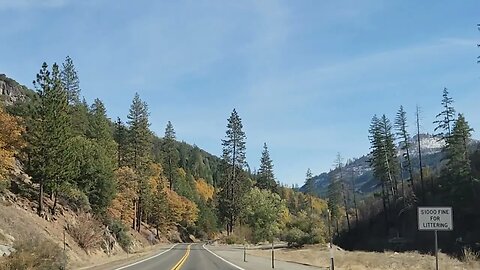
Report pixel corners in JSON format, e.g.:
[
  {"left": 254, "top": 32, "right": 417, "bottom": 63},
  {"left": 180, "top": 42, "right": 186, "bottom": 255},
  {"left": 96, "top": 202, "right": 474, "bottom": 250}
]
[
  {"left": 69, "top": 98, "right": 90, "bottom": 137},
  {"left": 304, "top": 168, "right": 315, "bottom": 196},
  {"left": 433, "top": 88, "right": 456, "bottom": 141},
  {"left": 445, "top": 114, "right": 474, "bottom": 191},
  {"left": 368, "top": 115, "right": 399, "bottom": 233},
  {"left": 335, "top": 153, "right": 350, "bottom": 232},
  {"left": 66, "top": 136, "right": 115, "bottom": 214},
  {"left": 303, "top": 168, "right": 316, "bottom": 216},
  {"left": 394, "top": 105, "right": 414, "bottom": 196},
  {"left": 369, "top": 115, "right": 399, "bottom": 200},
  {"left": 60, "top": 56, "right": 81, "bottom": 105},
  {"left": 114, "top": 117, "right": 128, "bottom": 167},
  {"left": 126, "top": 93, "right": 152, "bottom": 171},
  {"left": 88, "top": 98, "right": 117, "bottom": 163},
  {"left": 415, "top": 106, "right": 426, "bottom": 202},
  {"left": 163, "top": 121, "right": 179, "bottom": 190},
  {"left": 125, "top": 93, "right": 152, "bottom": 231},
  {"left": 29, "top": 62, "right": 71, "bottom": 215},
  {"left": 218, "top": 109, "right": 249, "bottom": 234},
  {"left": 256, "top": 143, "right": 277, "bottom": 193},
  {"left": 327, "top": 175, "right": 342, "bottom": 235}
]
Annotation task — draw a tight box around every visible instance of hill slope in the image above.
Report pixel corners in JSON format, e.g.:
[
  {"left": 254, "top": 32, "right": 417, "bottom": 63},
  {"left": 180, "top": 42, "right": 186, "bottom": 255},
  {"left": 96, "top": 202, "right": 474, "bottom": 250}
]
[{"left": 302, "top": 134, "right": 452, "bottom": 198}]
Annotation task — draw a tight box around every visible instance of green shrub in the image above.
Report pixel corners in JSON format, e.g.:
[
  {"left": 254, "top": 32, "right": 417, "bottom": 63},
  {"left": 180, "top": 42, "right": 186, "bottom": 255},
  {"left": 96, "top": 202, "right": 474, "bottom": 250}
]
[
  {"left": 0, "top": 237, "right": 65, "bottom": 270},
  {"left": 0, "top": 179, "right": 9, "bottom": 193},
  {"left": 59, "top": 184, "right": 91, "bottom": 212},
  {"left": 283, "top": 227, "right": 309, "bottom": 248},
  {"left": 105, "top": 218, "right": 132, "bottom": 251},
  {"left": 224, "top": 234, "right": 243, "bottom": 245}
]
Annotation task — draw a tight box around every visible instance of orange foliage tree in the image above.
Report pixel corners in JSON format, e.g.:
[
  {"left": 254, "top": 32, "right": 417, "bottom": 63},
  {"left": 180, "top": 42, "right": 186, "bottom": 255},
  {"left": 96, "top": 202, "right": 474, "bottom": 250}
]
[
  {"left": 108, "top": 167, "right": 138, "bottom": 224},
  {"left": 0, "top": 106, "right": 25, "bottom": 183},
  {"left": 195, "top": 178, "right": 214, "bottom": 202}
]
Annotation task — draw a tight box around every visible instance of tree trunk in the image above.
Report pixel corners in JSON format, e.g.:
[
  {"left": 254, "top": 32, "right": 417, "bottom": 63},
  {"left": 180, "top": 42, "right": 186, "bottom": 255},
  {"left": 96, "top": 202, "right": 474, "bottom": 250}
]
[
  {"left": 381, "top": 181, "right": 389, "bottom": 236},
  {"left": 52, "top": 189, "right": 58, "bottom": 215},
  {"left": 137, "top": 198, "right": 142, "bottom": 232},
  {"left": 416, "top": 107, "right": 425, "bottom": 203},
  {"left": 342, "top": 182, "right": 351, "bottom": 232},
  {"left": 335, "top": 219, "right": 339, "bottom": 235},
  {"left": 132, "top": 199, "right": 137, "bottom": 230},
  {"left": 38, "top": 182, "right": 44, "bottom": 216},
  {"left": 351, "top": 170, "right": 359, "bottom": 227}
]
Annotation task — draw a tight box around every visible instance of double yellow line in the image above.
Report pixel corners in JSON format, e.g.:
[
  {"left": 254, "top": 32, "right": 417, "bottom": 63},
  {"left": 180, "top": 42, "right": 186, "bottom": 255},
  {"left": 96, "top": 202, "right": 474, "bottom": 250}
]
[{"left": 170, "top": 244, "right": 192, "bottom": 270}]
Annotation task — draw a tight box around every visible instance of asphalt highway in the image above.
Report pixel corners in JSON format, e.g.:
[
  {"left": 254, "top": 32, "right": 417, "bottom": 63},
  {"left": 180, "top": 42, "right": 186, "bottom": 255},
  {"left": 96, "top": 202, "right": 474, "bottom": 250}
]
[{"left": 113, "top": 243, "right": 242, "bottom": 270}]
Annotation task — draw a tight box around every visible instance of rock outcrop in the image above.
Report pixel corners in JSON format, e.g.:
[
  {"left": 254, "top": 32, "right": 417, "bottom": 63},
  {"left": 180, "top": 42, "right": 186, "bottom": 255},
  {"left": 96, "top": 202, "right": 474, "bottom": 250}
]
[{"left": 0, "top": 74, "right": 28, "bottom": 106}]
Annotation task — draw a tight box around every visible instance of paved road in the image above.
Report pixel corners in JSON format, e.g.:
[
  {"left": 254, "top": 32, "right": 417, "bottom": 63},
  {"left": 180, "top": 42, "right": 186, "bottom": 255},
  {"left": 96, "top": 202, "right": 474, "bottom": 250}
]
[
  {"left": 110, "top": 243, "right": 240, "bottom": 270},
  {"left": 93, "top": 243, "right": 323, "bottom": 270}
]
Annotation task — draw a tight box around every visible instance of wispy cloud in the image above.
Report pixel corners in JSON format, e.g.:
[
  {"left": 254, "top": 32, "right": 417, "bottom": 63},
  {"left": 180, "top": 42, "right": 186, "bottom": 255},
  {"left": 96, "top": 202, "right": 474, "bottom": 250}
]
[
  {"left": 245, "top": 37, "right": 476, "bottom": 111},
  {"left": 0, "top": 0, "right": 70, "bottom": 10}
]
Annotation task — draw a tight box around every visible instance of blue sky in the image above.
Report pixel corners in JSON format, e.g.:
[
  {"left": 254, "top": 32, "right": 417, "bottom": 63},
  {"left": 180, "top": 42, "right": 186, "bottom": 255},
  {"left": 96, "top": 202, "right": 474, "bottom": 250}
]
[{"left": 0, "top": 0, "right": 479, "bottom": 185}]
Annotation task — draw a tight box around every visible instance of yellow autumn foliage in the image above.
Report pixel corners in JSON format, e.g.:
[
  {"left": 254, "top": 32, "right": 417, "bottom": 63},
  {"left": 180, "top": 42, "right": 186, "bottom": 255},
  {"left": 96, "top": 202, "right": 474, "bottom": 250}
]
[
  {"left": 163, "top": 188, "right": 199, "bottom": 226},
  {"left": 0, "top": 106, "right": 25, "bottom": 182},
  {"left": 108, "top": 167, "right": 138, "bottom": 223},
  {"left": 195, "top": 178, "right": 214, "bottom": 201}
]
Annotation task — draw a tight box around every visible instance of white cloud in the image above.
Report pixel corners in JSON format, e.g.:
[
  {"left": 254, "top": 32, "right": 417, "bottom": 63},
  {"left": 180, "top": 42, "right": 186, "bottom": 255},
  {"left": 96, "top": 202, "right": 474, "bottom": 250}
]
[
  {"left": 0, "top": 0, "right": 70, "bottom": 9},
  {"left": 244, "top": 37, "right": 477, "bottom": 112}
]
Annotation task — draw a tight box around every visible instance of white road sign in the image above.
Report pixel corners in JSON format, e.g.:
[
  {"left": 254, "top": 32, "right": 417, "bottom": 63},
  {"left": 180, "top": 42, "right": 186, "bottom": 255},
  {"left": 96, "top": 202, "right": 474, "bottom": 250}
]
[{"left": 418, "top": 207, "right": 453, "bottom": 231}]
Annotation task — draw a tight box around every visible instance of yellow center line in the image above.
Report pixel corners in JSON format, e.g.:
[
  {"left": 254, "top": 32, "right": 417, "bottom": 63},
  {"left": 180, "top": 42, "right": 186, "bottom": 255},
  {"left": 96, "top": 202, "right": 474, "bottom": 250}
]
[{"left": 171, "top": 244, "right": 192, "bottom": 270}]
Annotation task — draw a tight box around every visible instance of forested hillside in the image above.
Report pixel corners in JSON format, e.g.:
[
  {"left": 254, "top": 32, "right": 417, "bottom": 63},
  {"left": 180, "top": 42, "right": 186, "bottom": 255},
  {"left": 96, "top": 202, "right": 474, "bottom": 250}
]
[
  {"left": 307, "top": 88, "right": 480, "bottom": 255},
  {"left": 0, "top": 57, "right": 330, "bottom": 268}
]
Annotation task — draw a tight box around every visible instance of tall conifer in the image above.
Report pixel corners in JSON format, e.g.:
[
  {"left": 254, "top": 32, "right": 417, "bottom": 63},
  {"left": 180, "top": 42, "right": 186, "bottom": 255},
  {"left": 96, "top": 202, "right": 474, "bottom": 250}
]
[{"left": 218, "top": 109, "right": 248, "bottom": 234}]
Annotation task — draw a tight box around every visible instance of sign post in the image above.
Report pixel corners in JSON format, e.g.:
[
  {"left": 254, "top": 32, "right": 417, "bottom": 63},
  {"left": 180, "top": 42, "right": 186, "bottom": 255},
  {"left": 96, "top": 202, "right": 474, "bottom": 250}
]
[{"left": 418, "top": 207, "right": 453, "bottom": 270}]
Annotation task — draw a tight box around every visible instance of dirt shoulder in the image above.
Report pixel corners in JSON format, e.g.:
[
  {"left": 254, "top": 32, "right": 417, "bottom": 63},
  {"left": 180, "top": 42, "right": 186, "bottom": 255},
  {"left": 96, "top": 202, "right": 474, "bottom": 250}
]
[
  {"left": 248, "top": 244, "right": 480, "bottom": 270},
  {"left": 0, "top": 192, "right": 171, "bottom": 270},
  {"left": 76, "top": 243, "right": 175, "bottom": 270}
]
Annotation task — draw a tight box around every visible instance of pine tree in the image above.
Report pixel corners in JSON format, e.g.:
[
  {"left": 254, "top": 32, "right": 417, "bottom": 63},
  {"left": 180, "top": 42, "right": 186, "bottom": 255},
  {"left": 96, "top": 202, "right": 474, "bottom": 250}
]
[
  {"left": 69, "top": 98, "right": 90, "bottom": 136},
  {"left": 29, "top": 62, "right": 71, "bottom": 215},
  {"left": 369, "top": 115, "right": 399, "bottom": 201},
  {"left": 415, "top": 106, "right": 426, "bottom": 202},
  {"left": 335, "top": 153, "right": 350, "bottom": 232},
  {"left": 125, "top": 93, "right": 152, "bottom": 231},
  {"left": 218, "top": 109, "right": 248, "bottom": 234},
  {"left": 60, "top": 56, "right": 81, "bottom": 105},
  {"left": 394, "top": 105, "right": 414, "bottom": 196},
  {"left": 433, "top": 88, "right": 456, "bottom": 141},
  {"left": 114, "top": 117, "right": 128, "bottom": 167},
  {"left": 88, "top": 98, "right": 117, "bottom": 163},
  {"left": 327, "top": 175, "right": 342, "bottom": 235},
  {"left": 445, "top": 114, "right": 473, "bottom": 189},
  {"left": 163, "top": 121, "right": 179, "bottom": 190},
  {"left": 256, "top": 143, "right": 277, "bottom": 193},
  {"left": 368, "top": 114, "right": 399, "bottom": 234},
  {"left": 126, "top": 93, "right": 151, "bottom": 171},
  {"left": 304, "top": 168, "right": 316, "bottom": 196}
]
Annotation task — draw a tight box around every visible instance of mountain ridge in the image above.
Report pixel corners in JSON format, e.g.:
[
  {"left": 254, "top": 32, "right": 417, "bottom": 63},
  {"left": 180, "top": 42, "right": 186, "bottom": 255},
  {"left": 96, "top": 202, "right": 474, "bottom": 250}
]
[{"left": 301, "top": 134, "right": 479, "bottom": 198}]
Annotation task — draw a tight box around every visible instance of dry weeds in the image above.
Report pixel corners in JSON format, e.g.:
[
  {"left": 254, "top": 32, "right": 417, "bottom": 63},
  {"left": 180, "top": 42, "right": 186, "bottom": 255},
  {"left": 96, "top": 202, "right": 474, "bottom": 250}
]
[{"left": 249, "top": 244, "right": 480, "bottom": 270}]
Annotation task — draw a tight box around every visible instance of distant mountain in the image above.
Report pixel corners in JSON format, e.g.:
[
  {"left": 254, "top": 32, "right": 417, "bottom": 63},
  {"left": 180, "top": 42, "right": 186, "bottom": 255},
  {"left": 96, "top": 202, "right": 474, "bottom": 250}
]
[{"left": 301, "top": 134, "right": 471, "bottom": 198}]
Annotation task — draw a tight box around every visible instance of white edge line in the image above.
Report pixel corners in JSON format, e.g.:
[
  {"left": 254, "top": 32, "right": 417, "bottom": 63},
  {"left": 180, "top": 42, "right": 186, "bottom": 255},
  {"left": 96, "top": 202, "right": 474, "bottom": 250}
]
[
  {"left": 202, "top": 244, "right": 246, "bottom": 270},
  {"left": 114, "top": 243, "right": 179, "bottom": 270}
]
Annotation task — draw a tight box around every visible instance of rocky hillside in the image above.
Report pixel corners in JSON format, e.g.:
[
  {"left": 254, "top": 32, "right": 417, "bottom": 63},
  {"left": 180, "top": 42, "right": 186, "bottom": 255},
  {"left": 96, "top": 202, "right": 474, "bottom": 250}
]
[
  {"left": 302, "top": 134, "right": 465, "bottom": 198},
  {"left": 0, "top": 74, "right": 29, "bottom": 106}
]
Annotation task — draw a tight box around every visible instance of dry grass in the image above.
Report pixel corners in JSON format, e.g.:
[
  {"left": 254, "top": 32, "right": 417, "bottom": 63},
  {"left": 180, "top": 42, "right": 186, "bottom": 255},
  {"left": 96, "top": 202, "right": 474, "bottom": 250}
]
[
  {"left": 462, "top": 248, "right": 480, "bottom": 269},
  {"left": 66, "top": 212, "right": 103, "bottom": 252},
  {"left": 0, "top": 237, "right": 64, "bottom": 270},
  {"left": 249, "top": 244, "right": 480, "bottom": 270}
]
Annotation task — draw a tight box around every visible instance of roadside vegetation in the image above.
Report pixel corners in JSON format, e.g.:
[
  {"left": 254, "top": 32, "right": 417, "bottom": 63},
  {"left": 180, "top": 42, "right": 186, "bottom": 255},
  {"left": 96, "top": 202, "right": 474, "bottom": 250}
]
[{"left": 0, "top": 57, "right": 330, "bottom": 269}]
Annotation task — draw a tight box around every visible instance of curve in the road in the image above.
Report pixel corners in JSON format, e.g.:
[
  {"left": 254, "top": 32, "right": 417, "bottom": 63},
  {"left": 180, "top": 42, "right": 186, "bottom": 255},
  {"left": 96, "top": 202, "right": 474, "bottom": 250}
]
[
  {"left": 114, "top": 243, "right": 179, "bottom": 270},
  {"left": 171, "top": 244, "right": 191, "bottom": 270},
  {"left": 202, "top": 244, "right": 245, "bottom": 270}
]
